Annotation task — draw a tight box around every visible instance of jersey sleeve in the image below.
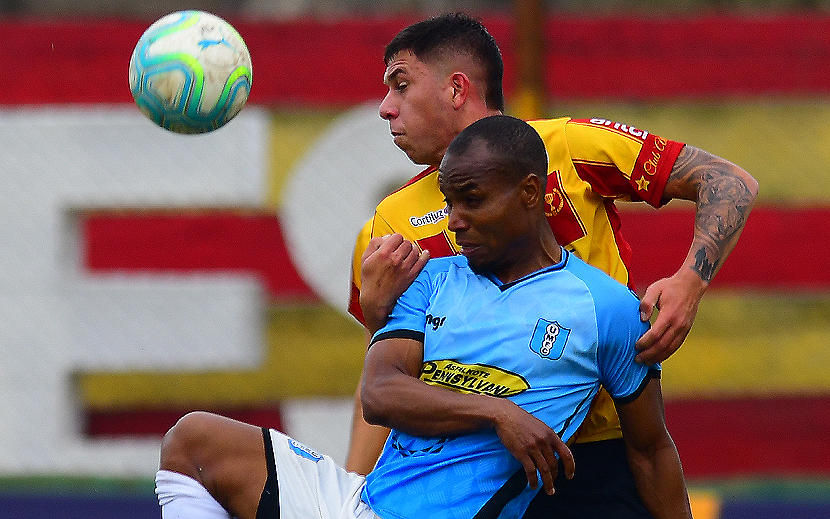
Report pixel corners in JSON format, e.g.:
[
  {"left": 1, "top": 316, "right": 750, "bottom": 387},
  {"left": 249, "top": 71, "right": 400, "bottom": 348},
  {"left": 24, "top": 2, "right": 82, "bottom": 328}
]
[
  {"left": 347, "top": 210, "right": 401, "bottom": 324},
  {"left": 594, "top": 287, "right": 658, "bottom": 402},
  {"left": 347, "top": 219, "right": 374, "bottom": 324},
  {"left": 564, "top": 118, "right": 685, "bottom": 207},
  {"left": 369, "top": 259, "right": 443, "bottom": 347},
  {"left": 347, "top": 166, "right": 442, "bottom": 325}
]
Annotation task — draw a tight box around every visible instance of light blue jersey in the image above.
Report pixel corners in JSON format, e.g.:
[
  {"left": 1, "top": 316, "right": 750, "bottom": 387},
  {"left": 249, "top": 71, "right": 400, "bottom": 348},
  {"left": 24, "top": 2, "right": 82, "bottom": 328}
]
[{"left": 361, "top": 249, "right": 658, "bottom": 519}]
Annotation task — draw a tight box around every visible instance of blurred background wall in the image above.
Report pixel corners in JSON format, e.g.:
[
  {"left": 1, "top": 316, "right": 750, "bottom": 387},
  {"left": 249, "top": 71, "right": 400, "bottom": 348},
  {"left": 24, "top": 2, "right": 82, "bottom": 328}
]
[{"left": 1, "top": 2, "right": 829, "bottom": 518}]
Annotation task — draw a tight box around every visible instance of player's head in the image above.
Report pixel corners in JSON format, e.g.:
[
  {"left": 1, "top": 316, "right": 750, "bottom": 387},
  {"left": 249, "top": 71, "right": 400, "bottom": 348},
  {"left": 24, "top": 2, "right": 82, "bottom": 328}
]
[
  {"left": 439, "top": 115, "right": 549, "bottom": 277},
  {"left": 384, "top": 13, "right": 504, "bottom": 111},
  {"left": 380, "top": 13, "right": 505, "bottom": 167}
]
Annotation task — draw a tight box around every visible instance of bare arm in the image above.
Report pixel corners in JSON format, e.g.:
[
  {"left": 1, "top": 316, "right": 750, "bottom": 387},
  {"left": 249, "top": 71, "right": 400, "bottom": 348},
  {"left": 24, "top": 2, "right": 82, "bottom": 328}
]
[
  {"left": 361, "top": 336, "right": 574, "bottom": 494},
  {"left": 636, "top": 145, "right": 759, "bottom": 363},
  {"left": 616, "top": 377, "right": 692, "bottom": 519}
]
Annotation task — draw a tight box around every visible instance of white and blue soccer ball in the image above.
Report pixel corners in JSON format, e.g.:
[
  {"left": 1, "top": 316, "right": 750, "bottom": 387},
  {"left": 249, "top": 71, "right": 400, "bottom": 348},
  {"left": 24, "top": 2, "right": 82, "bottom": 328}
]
[{"left": 129, "top": 10, "right": 252, "bottom": 134}]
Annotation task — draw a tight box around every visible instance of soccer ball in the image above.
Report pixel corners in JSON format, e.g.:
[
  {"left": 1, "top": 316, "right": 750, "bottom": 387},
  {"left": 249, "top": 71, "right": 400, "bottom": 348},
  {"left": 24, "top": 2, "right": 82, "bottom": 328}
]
[{"left": 129, "top": 11, "right": 252, "bottom": 134}]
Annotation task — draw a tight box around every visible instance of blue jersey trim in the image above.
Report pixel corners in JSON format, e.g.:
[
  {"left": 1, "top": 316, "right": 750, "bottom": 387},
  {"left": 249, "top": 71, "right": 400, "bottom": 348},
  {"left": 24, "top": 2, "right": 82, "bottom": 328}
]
[{"left": 498, "top": 248, "right": 570, "bottom": 291}]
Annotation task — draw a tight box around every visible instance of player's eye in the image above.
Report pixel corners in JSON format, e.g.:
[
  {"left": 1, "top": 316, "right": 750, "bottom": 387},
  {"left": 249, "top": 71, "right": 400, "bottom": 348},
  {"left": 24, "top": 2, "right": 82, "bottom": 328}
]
[{"left": 465, "top": 196, "right": 481, "bottom": 208}]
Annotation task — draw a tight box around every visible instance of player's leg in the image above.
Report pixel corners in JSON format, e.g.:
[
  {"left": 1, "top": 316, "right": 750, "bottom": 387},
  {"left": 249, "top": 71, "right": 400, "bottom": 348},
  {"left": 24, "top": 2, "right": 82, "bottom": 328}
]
[{"left": 157, "top": 411, "right": 268, "bottom": 519}]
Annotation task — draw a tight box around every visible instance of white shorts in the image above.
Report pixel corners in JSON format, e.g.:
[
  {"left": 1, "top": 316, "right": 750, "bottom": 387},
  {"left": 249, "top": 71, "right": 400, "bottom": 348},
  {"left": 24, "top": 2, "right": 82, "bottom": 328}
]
[{"left": 267, "top": 428, "right": 382, "bottom": 519}]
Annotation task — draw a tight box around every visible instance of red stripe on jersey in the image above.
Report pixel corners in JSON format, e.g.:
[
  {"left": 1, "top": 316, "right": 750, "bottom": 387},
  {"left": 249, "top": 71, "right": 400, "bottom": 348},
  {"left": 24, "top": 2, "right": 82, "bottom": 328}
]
[
  {"left": 415, "top": 231, "right": 455, "bottom": 258},
  {"left": 544, "top": 170, "right": 588, "bottom": 246},
  {"left": 348, "top": 281, "right": 365, "bottom": 326},
  {"left": 573, "top": 161, "right": 641, "bottom": 200},
  {"left": 632, "top": 136, "right": 685, "bottom": 207},
  {"left": 400, "top": 166, "right": 438, "bottom": 190},
  {"left": 604, "top": 200, "right": 635, "bottom": 291}
]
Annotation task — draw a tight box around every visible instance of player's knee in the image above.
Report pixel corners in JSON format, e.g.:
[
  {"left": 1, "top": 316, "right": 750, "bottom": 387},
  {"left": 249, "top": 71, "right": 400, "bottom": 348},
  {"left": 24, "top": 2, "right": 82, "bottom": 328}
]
[{"left": 159, "top": 411, "right": 217, "bottom": 476}]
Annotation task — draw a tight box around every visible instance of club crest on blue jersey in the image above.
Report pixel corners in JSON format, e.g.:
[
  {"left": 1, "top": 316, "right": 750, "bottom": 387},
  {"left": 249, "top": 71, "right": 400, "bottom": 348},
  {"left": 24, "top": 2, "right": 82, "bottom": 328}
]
[{"left": 529, "top": 319, "right": 570, "bottom": 360}]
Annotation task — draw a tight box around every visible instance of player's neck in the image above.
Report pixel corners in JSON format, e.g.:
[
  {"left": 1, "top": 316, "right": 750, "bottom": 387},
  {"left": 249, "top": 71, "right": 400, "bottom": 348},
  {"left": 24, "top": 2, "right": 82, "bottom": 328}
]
[{"left": 491, "top": 236, "right": 562, "bottom": 285}]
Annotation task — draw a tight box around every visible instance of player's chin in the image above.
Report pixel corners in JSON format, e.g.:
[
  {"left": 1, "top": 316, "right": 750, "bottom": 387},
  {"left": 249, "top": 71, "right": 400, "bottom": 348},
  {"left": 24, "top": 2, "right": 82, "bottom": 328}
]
[
  {"left": 403, "top": 150, "right": 432, "bottom": 166},
  {"left": 395, "top": 141, "right": 432, "bottom": 165},
  {"left": 463, "top": 250, "right": 490, "bottom": 275},
  {"left": 392, "top": 137, "right": 416, "bottom": 158}
]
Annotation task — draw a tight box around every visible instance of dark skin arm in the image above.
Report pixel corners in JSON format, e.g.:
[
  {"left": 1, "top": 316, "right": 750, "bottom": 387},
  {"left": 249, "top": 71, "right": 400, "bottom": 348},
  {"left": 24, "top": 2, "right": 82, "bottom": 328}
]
[
  {"left": 361, "top": 336, "right": 575, "bottom": 495},
  {"left": 615, "top": 377, "right": 693, "bottom": 519},
  {"left": 635, "top": 145, "right": 759, "bottom": 363}
]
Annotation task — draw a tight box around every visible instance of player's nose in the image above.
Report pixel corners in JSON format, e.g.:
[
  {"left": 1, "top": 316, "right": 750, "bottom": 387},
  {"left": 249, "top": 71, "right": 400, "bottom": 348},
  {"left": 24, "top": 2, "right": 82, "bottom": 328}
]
[
  {"left": 447, "top": 206, "right": 468, "bottom": 233},
  {"left": 379, "top": 93, "right": 398, "bottom": 120}
]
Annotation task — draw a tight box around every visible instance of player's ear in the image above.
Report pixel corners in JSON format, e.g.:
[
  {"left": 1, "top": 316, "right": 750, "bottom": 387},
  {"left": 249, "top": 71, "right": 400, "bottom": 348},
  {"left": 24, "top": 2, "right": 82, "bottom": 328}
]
[
  {"left": 449, "top": 72, "right": 471, "bottom": 109},
  {"left": 520, "top": 174, "right": 542, "bottom": 208}
]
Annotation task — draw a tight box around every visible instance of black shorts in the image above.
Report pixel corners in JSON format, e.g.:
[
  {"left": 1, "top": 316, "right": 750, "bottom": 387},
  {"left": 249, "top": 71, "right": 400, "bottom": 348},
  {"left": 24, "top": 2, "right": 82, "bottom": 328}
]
[{"left": 522, "top": 438, "right": 654, "bottom": 519}]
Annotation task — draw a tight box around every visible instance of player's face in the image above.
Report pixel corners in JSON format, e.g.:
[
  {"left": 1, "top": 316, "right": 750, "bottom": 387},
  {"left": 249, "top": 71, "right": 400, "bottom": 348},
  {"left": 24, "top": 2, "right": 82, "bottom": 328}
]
[
  {"left": 380, "top": 51, "right": 460, "bottom": 167},
  {"left": 439, "top": 144, "right": 532, "bottom": 280}
]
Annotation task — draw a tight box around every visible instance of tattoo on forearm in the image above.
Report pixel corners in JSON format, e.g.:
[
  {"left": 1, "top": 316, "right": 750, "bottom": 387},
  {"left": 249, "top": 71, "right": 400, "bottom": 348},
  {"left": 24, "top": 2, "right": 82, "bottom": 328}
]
[
  {"left": 692, "top": 248, "right": 718, "bottom": 282},
  {"left": 668, "top": 146, "right": 756, "bottom": 282}
]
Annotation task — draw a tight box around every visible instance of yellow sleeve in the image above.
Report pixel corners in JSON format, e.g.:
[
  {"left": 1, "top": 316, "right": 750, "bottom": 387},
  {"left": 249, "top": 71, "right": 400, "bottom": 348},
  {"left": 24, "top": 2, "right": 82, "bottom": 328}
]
[{"left": 347, "top": 219, "right": 373, "bottom": 322}]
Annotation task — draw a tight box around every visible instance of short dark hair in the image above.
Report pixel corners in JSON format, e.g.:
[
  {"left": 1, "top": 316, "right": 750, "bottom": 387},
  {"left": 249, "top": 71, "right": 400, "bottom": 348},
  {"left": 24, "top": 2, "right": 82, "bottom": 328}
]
[
  {"left": 445, "top": 115, "right": 548, "bottom": 185},
  {"left": 385, "top": 13, "right": 505, "bottom": 112}
]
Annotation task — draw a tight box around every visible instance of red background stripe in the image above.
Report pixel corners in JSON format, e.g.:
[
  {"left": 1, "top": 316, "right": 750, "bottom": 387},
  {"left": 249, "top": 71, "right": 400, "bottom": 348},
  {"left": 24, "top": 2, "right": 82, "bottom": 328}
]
[
  {"left": 82, "top": 206, "right": 830, "bottom": 296},
  {"left": 83, "top": 211, "right": 317, "bottom": 300},
  {"left": 4, "top": 14, "right": 830, "bottom": 106},
  {"left": 666, "top": 395, "right": 830, "bottom": 477},
  {"left": 620, "top": 206, "right": 830, "bottom": 292}
]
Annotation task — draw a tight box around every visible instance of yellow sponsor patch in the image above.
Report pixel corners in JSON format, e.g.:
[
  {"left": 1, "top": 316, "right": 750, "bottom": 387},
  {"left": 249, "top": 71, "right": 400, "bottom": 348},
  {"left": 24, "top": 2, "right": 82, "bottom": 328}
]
[{"left": 420, "top": 360, "right": 529, "bottom": 397}]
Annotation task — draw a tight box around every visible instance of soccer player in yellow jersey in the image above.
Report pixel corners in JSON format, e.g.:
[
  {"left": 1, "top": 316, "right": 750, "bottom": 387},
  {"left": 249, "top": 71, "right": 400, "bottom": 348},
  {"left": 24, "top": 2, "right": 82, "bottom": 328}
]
[{"left": 347, "top": 13, "right": 758, "bottom": 519}]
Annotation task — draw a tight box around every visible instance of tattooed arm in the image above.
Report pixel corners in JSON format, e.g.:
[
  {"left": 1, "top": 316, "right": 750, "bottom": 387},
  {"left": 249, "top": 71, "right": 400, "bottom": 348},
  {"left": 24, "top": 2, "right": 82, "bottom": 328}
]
[{"left": 635, "top": 145, "right": 759, "bottom": 364}]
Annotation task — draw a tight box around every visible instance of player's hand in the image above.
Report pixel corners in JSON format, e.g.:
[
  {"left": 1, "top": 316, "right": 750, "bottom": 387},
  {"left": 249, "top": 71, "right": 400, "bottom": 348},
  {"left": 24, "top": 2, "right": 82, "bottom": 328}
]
[
  {"left": 635, "top": 268, "right": 707, "bottom": 364},
  {"left": 360, "top": 234, "right": 429, "bottom": 333},
  {"left": 492, "top": 400, "right": 574, "bottom": 495}
]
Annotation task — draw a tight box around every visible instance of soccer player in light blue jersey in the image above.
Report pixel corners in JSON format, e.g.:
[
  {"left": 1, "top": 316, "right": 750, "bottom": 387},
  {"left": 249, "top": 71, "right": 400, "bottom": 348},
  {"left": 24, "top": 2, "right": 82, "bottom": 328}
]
[{"left": 154, "top": 115, "right": 692, "bottom": 519}]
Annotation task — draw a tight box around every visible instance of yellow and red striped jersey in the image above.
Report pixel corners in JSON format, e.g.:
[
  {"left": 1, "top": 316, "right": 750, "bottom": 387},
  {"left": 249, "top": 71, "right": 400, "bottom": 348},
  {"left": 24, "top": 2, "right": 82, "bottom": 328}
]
[{"left": 348, "top": 116, "right": 684, "bottom": 442}]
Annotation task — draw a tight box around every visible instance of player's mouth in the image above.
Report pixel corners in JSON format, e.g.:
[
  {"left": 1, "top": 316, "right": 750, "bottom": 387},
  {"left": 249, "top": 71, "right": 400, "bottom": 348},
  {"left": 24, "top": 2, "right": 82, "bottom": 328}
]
[
  {"left": 390, "top": 132, "right": 407, "bottom": 150},
  {"left": 457, "top": 241, "right": 480, "bottom": 256}
]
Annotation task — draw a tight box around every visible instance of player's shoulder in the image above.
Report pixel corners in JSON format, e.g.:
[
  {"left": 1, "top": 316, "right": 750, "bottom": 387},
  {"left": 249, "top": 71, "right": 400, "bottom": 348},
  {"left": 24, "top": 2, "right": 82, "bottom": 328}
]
[
  {"left": 526, "top": 116, "right": 652, "bottom": 142},
  {"left": 526, "top": 117, "right": 570, "bottom": 141},
  {"left": 407, "top": 255, "right": 467, "bottom": 292},
  {"left": 526, "top": 116, "right": 622, "bottom": 137},
  {"left": 563, "top": 251, "right": 638, "bottom": 302},
  {"left": 421, "top": 254, "right": 466, "bottom": 275},
  {"left": 527, "top": 117, "right": 628, "bottom": 158},
  {"left": 562, "top": 117, "right": 658, "bottom": 145},
  {"left": 375, "top": 166, "right": 439, "bottom": 209},
  {"left": 564, "top": 254, "right": 644, "bottom": 337}
]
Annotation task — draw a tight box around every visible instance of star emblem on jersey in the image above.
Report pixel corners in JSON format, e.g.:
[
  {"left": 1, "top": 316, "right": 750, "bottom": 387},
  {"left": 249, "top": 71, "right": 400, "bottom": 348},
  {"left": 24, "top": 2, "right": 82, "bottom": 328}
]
[{"left": 635, "top": 176, "right": 650, "bottom": 192}]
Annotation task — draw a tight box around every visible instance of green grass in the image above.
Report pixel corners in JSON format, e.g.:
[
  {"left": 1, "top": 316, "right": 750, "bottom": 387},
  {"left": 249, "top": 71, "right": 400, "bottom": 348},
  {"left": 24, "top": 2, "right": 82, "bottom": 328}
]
[{"left": 0, "top": 475, "right": 154, "bottom": 495}]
